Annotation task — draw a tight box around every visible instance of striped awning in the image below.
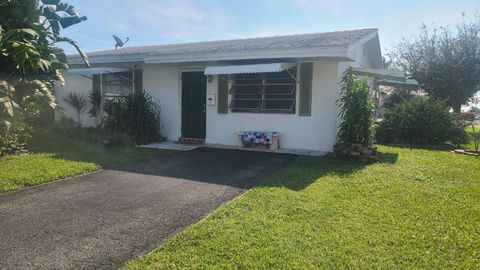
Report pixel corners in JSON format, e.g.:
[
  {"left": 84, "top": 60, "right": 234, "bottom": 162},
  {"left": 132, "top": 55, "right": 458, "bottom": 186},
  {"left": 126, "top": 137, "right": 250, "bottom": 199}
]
[{"left": 204, "top": 63, "right": 294, "bottom": 75}]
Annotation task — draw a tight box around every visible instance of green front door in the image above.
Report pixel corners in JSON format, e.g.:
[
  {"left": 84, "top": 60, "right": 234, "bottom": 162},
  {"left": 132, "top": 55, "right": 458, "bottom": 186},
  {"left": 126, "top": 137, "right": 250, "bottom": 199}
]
[{"left": 181, "top": 72, "right": 206, "bottom": 139}]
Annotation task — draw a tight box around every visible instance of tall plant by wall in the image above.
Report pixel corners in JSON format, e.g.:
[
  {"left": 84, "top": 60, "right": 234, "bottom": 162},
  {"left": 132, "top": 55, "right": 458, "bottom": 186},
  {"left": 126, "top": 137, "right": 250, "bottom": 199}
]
[
  {"left": 104, "top": 90, "right": 163, "bottom": 144},
  {"left": 88, "top": 88, "right": 103, "bottom": 127},
  {"left": 63, "top": 92, "right": 87, "bottom": 127},
  {"left": 337, "top": 67, "right": 375, "bottom": 147}
]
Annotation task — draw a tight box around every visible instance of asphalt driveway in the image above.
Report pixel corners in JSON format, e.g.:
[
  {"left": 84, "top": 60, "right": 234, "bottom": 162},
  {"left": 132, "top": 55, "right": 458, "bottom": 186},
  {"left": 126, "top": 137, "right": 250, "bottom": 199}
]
[{"left": 0, "top": 147, "right": 296, "bottom": 270}]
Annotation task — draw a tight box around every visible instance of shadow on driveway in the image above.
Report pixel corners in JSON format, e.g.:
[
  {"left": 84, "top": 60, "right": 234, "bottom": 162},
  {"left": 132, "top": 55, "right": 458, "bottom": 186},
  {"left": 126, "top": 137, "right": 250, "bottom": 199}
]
[{"left": 118, "top": 147, "right": 298, "bottom": 188}]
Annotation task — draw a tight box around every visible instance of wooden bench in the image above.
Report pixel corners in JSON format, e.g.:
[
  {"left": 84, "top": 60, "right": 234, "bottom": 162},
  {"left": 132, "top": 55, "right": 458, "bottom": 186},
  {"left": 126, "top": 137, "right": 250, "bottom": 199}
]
[{"left": 236, "top": 132, "right": 280, "bottom": 150}]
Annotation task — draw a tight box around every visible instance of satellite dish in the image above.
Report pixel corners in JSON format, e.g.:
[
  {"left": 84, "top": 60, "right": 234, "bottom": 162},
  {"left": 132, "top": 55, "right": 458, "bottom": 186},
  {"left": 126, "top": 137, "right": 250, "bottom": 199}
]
[{"left": 113, "top": 35, "right": 130, "bottom": 50}]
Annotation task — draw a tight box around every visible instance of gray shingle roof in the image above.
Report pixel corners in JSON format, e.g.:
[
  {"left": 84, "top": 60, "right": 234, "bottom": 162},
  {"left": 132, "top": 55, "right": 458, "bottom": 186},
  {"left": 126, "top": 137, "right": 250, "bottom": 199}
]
[{"left": 80, "top": 28, "right": 377, "bottom": 58}]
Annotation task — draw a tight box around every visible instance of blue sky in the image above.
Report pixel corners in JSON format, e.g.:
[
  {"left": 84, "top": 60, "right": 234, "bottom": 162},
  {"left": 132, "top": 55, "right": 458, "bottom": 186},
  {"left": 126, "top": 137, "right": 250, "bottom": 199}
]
[{"left": 61, "top": 0, "right": 478, "bottom": 55}]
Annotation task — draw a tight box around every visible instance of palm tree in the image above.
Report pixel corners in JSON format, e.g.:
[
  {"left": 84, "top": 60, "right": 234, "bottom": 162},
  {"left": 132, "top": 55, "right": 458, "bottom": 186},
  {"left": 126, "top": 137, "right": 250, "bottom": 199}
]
[
  {"left": 64, "top": 92, "right": 87, "bottom": 127},
  {"left": 88, "top": 88, "right": 103, "bottom": 127}
]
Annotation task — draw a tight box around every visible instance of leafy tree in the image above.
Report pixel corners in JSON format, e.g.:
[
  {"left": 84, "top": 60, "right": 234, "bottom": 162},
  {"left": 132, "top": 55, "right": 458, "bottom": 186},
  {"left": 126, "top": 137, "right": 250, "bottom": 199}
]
[
  {"left": 389, "top": 14, "right": 480, "bottom": 112},
  {"left": 470, "top": 106, "right": 480, "bottom": 115},
  {"left": 0, "top": 0, "right": 89, "bottom": 131},
  {"left": 337, "top": 68, "right": 375, "bottom": 147},
  {"left": 0, "top": 0, "right": 88, "bottom": 154}
]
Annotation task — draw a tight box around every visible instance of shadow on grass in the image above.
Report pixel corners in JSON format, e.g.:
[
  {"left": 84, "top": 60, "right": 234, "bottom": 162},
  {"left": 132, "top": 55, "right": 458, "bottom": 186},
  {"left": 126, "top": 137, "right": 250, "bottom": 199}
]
[
  {"left": 257, "top": 151, "right": 399, "bottom": 191},
  {"left": 32, "top": 133, "right": 171, "bottom": 168}
]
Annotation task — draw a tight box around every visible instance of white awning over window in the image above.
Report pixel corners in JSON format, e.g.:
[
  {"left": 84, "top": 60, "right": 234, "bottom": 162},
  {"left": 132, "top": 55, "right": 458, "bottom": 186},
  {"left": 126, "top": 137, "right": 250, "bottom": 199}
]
[
  {"left": 66, "top": 67, "right": 131, "bottom": 76},
  {"left": 204, "top": 63, "right": 295, "bottom": 75}
]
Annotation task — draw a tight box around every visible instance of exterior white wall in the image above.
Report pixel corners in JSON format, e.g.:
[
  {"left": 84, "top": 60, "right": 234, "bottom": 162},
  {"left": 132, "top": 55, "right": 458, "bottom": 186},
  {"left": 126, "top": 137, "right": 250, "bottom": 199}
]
[
  {"left": 57, "top": 56, "right": 374, "bottom": 152},
  {"left": 56, "top": 65, "right": 183, "bottom": 141},
  {"left": 55, "top": 75, "right": 96, "bottom": 127},
  {"left": 205, "top": 61, "right": 340, "bottom": 152},
  {"left": 143, "top": 64, "right": 182, "bottom": 141}
]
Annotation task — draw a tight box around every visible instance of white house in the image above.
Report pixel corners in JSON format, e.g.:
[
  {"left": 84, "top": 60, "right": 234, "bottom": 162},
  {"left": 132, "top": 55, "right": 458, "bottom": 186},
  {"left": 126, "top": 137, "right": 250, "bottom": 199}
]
[{"left": 55, "top": 28, "right": 409, "bottom": 152}]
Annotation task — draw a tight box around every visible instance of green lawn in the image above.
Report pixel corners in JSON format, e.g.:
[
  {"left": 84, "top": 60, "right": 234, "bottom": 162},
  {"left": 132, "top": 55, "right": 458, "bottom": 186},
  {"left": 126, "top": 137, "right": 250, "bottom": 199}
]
[
  {"left": 0, "top": 134, "right": 168, "bottom": 193},
  {"left": 125, "top": 145, "right": 480, "bottom": 269}
]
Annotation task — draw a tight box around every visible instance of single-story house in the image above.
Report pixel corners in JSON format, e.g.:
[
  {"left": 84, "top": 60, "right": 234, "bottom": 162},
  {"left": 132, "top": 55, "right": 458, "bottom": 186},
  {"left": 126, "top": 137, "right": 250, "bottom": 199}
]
[{"left": 55, "top": 28, "right": 410, "bottom": 152}]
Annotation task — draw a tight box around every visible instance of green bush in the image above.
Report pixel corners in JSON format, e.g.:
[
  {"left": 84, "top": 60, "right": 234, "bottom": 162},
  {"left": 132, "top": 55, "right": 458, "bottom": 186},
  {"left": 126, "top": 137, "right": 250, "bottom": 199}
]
[
  {"left": 377, "top": 97, "right": 468, "bottom": 145},
  {"left": 0, "top": 124, "right": 31, "bottom": 156},
  {"left": 382, "top": 89, "right": 413, "bottom": 110},
  {"left": 104, "top": 90, "right": 163, "bottom": 144},
  {"left": 337, "top": 68, "right": 375, "bottom": 146}
]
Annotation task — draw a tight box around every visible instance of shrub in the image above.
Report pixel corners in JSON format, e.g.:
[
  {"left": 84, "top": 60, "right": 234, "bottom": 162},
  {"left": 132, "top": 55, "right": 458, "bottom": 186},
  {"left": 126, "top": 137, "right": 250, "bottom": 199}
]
[
  {"left": 0, "top": 124, "right": 31, "bottom": 156},
  {"left": 0, "top": 86, "right": 53, "bottom": 156},
  {"left": 382, "top": 88, "right": 413, "bottom": 110},
  {"left": 337, "top": 68, "right": 375, "bottom": 147},
  {"left": 104, "top": 90, "right": 163, "bottom": 144},
  {"left": 378, "top": 97, "right": 468, "bottom": 145},
  {"left": 48, "top": 117, "right": 132, "bottom": 147}
]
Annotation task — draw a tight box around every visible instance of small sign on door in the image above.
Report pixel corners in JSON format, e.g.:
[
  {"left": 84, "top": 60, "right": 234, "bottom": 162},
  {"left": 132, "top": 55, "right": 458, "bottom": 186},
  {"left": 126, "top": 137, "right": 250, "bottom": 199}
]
[{"left": 207, "top": 94, "right": 216, "bottom": 106}]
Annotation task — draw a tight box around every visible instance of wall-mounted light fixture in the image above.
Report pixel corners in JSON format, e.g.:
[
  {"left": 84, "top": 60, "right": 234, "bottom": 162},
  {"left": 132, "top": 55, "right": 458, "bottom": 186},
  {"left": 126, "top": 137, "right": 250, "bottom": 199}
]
[{"left": 207, "top": 74, "right": 214, "bottom": 83}]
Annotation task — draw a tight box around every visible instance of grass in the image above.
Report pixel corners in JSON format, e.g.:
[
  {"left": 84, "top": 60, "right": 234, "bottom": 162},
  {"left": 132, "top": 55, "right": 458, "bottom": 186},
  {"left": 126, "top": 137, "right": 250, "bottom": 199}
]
[
  {"left": 125, "top": 145, "right": 480, "bottom": 269},
  {"left": 0, "top": 134, "right": 169, "bottom": 193}
]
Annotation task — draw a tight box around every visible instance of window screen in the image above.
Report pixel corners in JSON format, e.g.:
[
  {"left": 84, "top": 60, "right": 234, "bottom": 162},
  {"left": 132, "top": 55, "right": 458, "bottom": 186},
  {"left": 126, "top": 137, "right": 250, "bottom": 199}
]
[
  {"left": 103, "top": 71, "right": 133, "bottom": 97},
  {"left": 230, "top": 68, "right": 296, "bottom": 114}
]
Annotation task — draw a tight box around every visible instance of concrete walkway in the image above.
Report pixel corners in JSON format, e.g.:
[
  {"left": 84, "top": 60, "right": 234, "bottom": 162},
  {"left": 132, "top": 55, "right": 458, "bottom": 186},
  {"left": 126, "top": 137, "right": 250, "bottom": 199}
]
[
  {"left": 0, "top": 148, "right": 296, "bottom": 270},
  {"left": 140, "top": 140, "right": 328, "bottom": 156}
]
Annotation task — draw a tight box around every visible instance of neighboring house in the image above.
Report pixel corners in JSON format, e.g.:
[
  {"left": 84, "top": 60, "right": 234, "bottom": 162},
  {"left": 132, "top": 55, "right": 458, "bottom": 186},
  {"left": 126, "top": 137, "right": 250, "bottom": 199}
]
[
  {"left": 56, "top": 28, "right": 409, "bottom": 152},
  {"left": 373, "top": 81, "right": 421, "bottom": 118}
]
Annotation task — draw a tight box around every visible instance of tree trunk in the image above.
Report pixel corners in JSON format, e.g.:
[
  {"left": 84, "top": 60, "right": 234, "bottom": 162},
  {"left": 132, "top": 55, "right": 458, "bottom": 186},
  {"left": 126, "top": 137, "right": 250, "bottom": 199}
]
[{"left": 452, "top": 104, "right": 462, "bottom": 113}]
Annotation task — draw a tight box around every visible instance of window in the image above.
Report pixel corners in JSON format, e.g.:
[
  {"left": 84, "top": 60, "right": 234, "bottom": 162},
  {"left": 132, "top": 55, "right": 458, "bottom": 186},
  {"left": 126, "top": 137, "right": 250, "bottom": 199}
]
[
  {"left": 230, "top": 68, "right": 297, "bottom": 113},
  {"left": 103, "top": 71, "right": 133, "bottom": 97}
]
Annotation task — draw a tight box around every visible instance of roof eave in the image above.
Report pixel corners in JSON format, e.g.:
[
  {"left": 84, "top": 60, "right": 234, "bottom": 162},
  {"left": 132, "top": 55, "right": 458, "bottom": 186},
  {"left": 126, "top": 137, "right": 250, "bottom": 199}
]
[
  {"left": 145, "top": 47, "right": 350, "bottom": 64},
  {"left": 67, "top": 53, "right": 144, "bottom": 65},
  {"left": 67, "top": 46, "right": 352, "bottom": 65}
]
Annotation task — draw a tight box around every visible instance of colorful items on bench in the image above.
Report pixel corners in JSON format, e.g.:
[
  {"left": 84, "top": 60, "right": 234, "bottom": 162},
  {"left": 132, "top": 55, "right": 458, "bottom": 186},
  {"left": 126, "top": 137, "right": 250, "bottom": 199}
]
[{"left": 242, "top": 131, "right": 273, "bottom": 145}]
